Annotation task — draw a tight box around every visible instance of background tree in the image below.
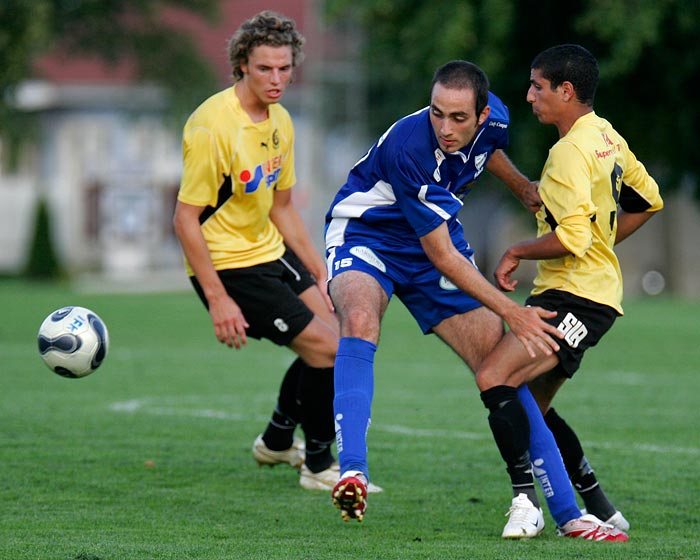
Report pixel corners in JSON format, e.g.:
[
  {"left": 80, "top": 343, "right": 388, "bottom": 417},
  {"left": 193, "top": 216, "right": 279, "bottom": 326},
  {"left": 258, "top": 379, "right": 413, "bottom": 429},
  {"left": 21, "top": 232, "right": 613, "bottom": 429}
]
[
  {"left": 0, "top": 0, "right": 220, "bottom": 161},
  {"left": 323, "top": 0, "right": 699, "bottom": 196},
  {"left": 24, "top": 197, "right": 62, "bottom": 280}
]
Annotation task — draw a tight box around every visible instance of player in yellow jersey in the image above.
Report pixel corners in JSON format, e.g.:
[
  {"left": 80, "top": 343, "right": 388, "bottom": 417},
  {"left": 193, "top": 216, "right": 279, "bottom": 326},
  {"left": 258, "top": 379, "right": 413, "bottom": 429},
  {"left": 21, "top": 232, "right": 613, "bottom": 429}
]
[
  {"left": 173, "top": 11, "right": 363, "bottom": 492},
  {"left": 475, "top": 44, "right": 663, "bottom": 539}
]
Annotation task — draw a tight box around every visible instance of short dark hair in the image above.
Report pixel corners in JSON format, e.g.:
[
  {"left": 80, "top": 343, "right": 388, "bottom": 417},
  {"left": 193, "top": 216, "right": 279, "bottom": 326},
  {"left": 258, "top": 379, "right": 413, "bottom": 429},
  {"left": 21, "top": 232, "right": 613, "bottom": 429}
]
[
  {"left": 227, "top": 11, "right": 305, "bottom": 81},
  {"left": 531, "top": 44, "right": 599, "bottom": 106},
  {"left": 431, "top": 60, "right": 490, "bottom": 116}
]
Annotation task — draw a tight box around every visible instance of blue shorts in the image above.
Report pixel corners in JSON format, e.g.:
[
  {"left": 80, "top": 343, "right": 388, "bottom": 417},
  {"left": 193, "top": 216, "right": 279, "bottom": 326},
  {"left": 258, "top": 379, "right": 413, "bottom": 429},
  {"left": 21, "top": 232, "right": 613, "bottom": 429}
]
[{"left": 326, "top": 241, "right": 483, "bottom": 333}]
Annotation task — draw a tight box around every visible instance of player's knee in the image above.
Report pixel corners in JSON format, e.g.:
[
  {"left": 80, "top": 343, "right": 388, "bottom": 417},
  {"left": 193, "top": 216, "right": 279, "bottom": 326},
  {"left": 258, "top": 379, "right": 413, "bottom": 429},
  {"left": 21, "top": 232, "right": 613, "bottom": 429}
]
[
  {"left": 475, "top": 364, "right": 500, "bottom": 391},
  {"left": 338, "top": 307, "right": 380, "bottom": 340},
  {"left": 296, "top": 335, "right": 337, "bottom": 368}
]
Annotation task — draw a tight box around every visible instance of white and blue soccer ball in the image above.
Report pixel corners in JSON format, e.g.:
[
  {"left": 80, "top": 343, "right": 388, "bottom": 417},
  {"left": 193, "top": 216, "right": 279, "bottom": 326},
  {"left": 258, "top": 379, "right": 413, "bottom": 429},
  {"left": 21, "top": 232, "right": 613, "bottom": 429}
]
[{"left": 37, "top": 306, "right": 110, "bottom": 378}]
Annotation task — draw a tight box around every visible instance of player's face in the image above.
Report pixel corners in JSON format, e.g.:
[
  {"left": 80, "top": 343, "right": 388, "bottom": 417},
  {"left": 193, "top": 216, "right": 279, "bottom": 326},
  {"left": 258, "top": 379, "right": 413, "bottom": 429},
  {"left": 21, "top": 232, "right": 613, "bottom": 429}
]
[
  {"left": 240, "top": 44, "right": 294, "bottom": 107},
  {"left": 527, "top": 69, "right": 561, "bottom": 125},
  {"left": 429, "top": 82, "right": 489, "bottom": 153}
]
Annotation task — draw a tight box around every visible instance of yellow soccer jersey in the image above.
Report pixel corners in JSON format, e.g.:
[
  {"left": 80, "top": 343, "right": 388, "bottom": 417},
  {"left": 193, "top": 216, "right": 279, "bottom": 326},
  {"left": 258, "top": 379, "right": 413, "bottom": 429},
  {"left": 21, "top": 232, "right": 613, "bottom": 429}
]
[
  {"left": 532, "top": 111, "right": 663, "bottom": 313},
  {"left": 177, "top": 85, "right": 296, "bottom": 273}
]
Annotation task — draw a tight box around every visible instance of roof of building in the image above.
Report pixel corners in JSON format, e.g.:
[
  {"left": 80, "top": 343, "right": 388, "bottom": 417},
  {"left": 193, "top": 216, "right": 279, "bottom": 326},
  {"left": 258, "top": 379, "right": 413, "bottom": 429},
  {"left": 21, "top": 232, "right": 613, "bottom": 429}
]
[{"left": 32, "top": 1, "right": 312, "bottom": 86}]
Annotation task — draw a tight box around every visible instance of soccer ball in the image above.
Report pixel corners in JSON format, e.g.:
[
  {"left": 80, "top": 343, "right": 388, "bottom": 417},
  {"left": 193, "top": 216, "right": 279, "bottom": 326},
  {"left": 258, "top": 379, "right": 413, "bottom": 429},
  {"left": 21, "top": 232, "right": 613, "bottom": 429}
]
[{"left": 37, "top": 306, "right": 110, "bottom": 378}]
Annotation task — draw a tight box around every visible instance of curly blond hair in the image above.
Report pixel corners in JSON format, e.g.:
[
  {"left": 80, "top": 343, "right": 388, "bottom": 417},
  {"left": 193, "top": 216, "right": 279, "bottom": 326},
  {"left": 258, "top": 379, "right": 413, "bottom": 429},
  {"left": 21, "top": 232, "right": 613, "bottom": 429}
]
[{"left": 227, "top": 11, "right": 305, "bottom": 81}]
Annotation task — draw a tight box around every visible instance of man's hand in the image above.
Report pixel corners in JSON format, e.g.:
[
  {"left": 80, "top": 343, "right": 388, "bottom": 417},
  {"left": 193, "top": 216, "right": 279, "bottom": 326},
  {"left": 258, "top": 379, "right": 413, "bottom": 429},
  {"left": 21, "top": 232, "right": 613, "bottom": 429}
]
[
  {"left": 494, "top": 250, "right": 521, "bottom": 292},
  {"left": 208, "top": 294, "right": 249, "bottom": 349},
  {"left": 520, "top": 181, "right": 542, "bottom": 214},
  {"left": 503, "top": 304, "right": 563, "bottom": 358}
]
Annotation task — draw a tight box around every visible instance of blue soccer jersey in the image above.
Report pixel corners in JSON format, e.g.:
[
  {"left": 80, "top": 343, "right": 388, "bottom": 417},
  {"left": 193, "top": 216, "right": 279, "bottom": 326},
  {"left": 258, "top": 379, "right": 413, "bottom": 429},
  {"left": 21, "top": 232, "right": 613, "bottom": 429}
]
[{"left": 325, "top": 91, "right": 510, "bottom": 251}]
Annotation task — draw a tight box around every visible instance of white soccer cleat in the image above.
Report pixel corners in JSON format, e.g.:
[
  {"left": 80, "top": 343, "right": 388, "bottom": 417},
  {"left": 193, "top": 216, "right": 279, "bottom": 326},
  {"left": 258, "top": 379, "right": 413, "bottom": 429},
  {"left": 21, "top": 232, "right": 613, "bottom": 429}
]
[
  {"left": 501, "top": 493, "right": 545, "bottom": 539},
  {"left": 300, "top": 463, "right": 340, "bottom": 490},
  {"left": 605, "top": 510, "right": 630, "bottom": 532},
  {"left": 300, "top": 463, "right": 384, "bottom": 493},
  {"left": 581, "top": 508, "right": 630, "bottom": 532},
  {"left": 252, "top": 434, "right": 304, "bottom": 469}
]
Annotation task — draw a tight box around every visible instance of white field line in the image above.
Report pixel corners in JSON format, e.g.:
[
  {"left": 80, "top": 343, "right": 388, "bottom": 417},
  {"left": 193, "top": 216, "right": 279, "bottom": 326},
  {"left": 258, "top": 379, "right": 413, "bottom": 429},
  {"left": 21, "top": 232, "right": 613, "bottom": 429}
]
[{"left": 109, "top": 399, "right": 700, "bottom": 456}]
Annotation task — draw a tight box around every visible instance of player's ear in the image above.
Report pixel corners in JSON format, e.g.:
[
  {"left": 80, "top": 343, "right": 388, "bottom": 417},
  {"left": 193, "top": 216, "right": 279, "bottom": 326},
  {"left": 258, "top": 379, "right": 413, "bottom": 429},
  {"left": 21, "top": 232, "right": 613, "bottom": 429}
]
[
  {"left": 478, "top": 105, "right": 491, "bottom": 126},
  {"left": 560, "top": 81, "right": 575, "bottom": 102}
]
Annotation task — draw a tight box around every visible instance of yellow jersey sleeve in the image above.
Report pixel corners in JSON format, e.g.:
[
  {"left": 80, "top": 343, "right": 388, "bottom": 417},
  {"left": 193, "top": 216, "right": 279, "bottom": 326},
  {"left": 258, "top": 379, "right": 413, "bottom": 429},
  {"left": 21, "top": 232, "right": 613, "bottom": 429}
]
[
  {"left": 179, "top": 126, "right": 224, "bottom": 208},
  {"left": 618, "top": 135, "right": 664, "bottom": 213},
  {"left": 538, "top": 140, "right": 597, "bottom": 258}
]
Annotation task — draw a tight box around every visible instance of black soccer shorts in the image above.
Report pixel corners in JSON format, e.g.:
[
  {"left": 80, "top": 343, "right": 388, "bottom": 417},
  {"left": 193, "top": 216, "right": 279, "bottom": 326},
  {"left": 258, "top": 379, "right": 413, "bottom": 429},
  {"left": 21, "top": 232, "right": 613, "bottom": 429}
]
[
  {"left": 525, "top": 289, "right": 620, "bottom": 378},
  {"left": 190, "top": 247, "right": 317, "bottom": 345}
]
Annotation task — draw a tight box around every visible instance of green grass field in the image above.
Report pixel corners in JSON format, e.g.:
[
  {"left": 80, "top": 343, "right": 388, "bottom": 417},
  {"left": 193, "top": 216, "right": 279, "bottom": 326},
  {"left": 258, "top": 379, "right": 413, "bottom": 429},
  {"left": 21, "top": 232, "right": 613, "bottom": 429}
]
[{"left": 1, "top": 278, "right": 698, "bottom": 559}]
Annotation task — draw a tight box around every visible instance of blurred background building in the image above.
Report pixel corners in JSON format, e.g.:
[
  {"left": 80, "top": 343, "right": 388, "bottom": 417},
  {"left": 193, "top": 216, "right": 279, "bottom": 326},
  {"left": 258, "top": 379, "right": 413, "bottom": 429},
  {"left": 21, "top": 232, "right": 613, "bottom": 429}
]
[
  {"left": 0, "top": 0, "right": 358, "bottom": 290},
  {"left": 1, "top": 0, "right": 697, "bottom": 297}
]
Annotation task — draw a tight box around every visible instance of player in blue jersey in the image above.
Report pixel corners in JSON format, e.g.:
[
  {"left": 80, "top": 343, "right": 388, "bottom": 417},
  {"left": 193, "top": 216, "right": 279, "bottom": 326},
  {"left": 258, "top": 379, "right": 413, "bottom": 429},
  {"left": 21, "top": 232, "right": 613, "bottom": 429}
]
[
  {"left": 325, "top": 59, "right": 564, "bottom": 524},
  {"left": 324, "top": 60, "right": 628, "bottom": 542}
]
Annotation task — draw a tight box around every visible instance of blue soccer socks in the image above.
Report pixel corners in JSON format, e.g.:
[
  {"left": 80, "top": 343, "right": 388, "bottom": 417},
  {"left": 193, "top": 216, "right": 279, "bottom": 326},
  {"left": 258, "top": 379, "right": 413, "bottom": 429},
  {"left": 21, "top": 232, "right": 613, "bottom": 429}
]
[
  {"left": 518, "top": 385, "right": 581, "bottom": 526},
  {"left": 333, "top": 337, "right": 376, "bottom": 478}
]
